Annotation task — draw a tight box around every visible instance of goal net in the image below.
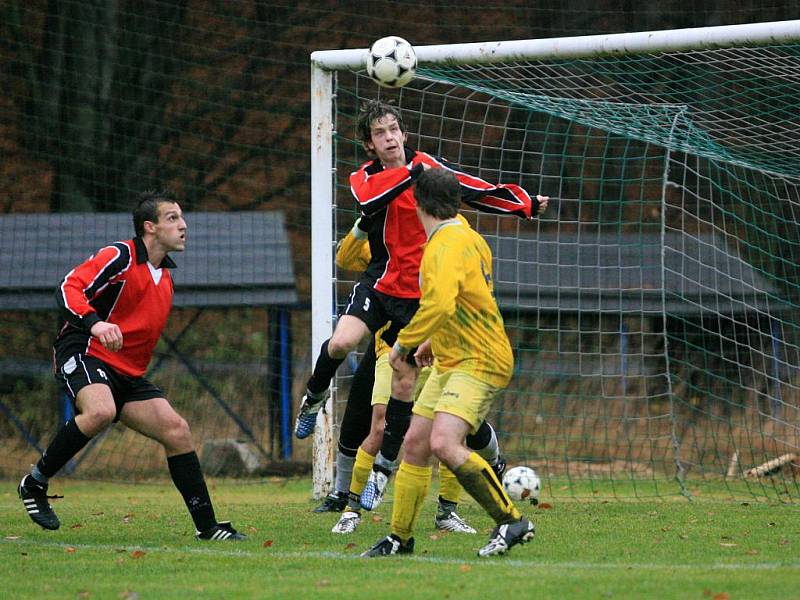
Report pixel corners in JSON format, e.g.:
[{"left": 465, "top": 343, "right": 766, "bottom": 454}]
[{"left": 310, "top": 21, "right": 800, "bottom": 501}]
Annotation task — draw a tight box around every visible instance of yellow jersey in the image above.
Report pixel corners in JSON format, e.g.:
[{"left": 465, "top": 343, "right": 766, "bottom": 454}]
[{"left": 396, "top": 218, "right": 513, "bottom": 388}]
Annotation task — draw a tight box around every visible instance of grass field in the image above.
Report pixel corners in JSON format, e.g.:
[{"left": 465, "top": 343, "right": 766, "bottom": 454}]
[{"left": 1, "top": 477, "right": 799, "bottom": 599}]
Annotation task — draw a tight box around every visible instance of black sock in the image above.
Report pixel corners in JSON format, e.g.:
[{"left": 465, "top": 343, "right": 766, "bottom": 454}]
[
  {"left": 380, "top": 397, "right": 413, "bottom": 463},
  {"left": 307, "top": 340, "right": 345, "bottom": 395},
  {"left": 167, "top": 451, "right": 216, "bottom": 532},
  {"left": 36, "top": 418, "right": 91, "bottom": 478},
  {"left": 465, "top": 420, "right": 492, "bottom": 450}
]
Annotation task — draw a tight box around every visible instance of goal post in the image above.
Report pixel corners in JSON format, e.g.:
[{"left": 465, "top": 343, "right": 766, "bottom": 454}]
[{"left": 309, "top": 20, "right": 800, "bottom": 501}]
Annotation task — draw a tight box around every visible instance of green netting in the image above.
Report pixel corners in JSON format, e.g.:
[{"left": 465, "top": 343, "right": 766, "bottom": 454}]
[{"left": 330, "top": 40, "right": 800, "bottom": 502}]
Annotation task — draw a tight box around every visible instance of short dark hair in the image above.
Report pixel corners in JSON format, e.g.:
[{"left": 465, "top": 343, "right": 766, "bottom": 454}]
[
  {"left": 414, "top": 169, "right": 460, "bottom": 220},
  {"left": 133, "top": 189, "right": 178, "bottom": 237},
  {"left": 356, "top": 99, "right": 405, "bottom": 147}
]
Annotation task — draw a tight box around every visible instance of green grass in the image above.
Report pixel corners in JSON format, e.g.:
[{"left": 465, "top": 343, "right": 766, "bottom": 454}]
[{"left": 1, "top": 478, "right": 799, "bottom": 599}]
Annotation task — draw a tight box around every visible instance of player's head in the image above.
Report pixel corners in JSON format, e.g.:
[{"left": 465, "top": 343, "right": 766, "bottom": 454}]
[
  {"left": 133, "top": 189, "right": 179, "bottom": 237},
  {"left": 357, "top": 100, "right": 407, "bottom": 164},
  {"left": 414, "top": 168, "right": 460, "bottom": 220}
]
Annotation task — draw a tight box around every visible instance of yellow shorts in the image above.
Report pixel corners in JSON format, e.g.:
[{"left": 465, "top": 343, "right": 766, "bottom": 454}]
[
  {"left": 371, "top": 353, "right": 433, "bottom": 406},
  {"left": 413, "top": 367, "right": 501, "bottom": 433}
]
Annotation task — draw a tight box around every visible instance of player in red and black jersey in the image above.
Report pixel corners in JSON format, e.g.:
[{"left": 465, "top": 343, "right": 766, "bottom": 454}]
[
  {"left": 18, "top": 190, "right": 244, "bottom": 542},
  {"left": 296, "top": 100, "right": 548, "bottom": 506}
]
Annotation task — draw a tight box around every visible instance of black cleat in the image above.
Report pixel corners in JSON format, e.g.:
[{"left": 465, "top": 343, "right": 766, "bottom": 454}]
[
  {"left": 18, "top": 475, "right": 60, "bottom": 531},
  {"left": 312, "top": 491, "right": 348, "bottom": 513},
  {"left": 361, "top": 534, "right": 415, "bottom": 557},
  {"left": 196, "top": 521, "right": 246, "bottom": 541},
  {"left": 478, "top": 517, "right": 535, "bottom": 557}
]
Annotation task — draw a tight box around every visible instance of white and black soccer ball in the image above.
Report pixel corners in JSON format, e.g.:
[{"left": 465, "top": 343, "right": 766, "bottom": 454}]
[
  {"left": 366, "top": 36, "right": 417, "bottom": 89},
  {"left": 502, "top": 465, "right": 541, "bottom": 505}
]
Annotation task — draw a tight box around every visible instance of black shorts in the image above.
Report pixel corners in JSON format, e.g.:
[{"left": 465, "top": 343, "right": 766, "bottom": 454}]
[
  {"left": 55, "top": 354, "right": 164, "bottom": 421},
  {"left": 341, "top": 281, "right": 419, "bottom": 340}
]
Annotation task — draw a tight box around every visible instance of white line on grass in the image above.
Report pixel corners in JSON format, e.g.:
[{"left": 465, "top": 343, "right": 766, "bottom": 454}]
[{"left": 3, "top": 538, "right": 799, "bottom": 571}]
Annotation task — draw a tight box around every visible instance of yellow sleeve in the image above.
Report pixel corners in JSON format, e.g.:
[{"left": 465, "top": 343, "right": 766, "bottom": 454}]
[
  {"left": 335, "top": 226, "right": 371, "bottom": 272},
  {"left": 396, "top": 239, "right": 462, "bottom": 351}
]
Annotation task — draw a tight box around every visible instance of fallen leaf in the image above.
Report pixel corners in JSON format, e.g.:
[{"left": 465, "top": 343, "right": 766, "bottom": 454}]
[
  {"left": 71, "top": 523, "right": 83, "bottom": 529},
  {"left": 746, "top": 549, "right": 759, "bottom": 555},
  {"left": 130, "top": 550, "right": 145, "bottom": 559},
  {"left": 92, "top": 512, "right": 105, "bottom": 517},
  {"left": 345, "top": 543, "right": 356, "bottom": 550},
  {"left": 429, "top": 534, "right": 440, "bottom": 541},
  {"left": 713, "top": 593, "right": 730, "bottom": 600},
  {"left": 119, "top": 592, "right": 139, "bottom": 600},
  {"left": 65, "top": 547, "right": 77, "bottom": 553},
  {"left": 78, "top": 591, "right": 90, "bottom": 599},
  {"left": 371, "top": 514, "right": 383, "bottom": 523},
  {"left": 262, "top": 540, "right": 273, "bottom": 548},
  {"left": 702, "top": 590, "right": 712, "bottom": 597},
  {"left": 317, "top": 579, "right": 329, "bottom": 587},
  {"left": 459, "top": 565, "right": 472, "bottom": 573},
  {"left": 779, "top": 538, "right": 789, "bottom": 545},
  {"left": 538, "top": 503, "right": 553, "bottom": 509},
  {"left": 720, "top": 543, "right": 737, "bottom": 548},
  {"left": 679, "top": 534, "right": 688, "bottom": 540},
  {"left": 246, "top": 526, "right": 258, "bottom": 534}
]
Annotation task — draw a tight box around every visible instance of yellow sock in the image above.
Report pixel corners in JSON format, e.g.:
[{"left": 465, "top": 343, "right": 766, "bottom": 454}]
[
  {"left": 351, "top": 446, "right": 375, "bottom": 497},
  {"left": 390, "top": 461, "right": 432, "bottom": 542},
  {"left": 453, "top": 452, "right": 521, "bottom": 525},
  {"left": 438, "top": 464, "right": 463, "bottom": 505}
]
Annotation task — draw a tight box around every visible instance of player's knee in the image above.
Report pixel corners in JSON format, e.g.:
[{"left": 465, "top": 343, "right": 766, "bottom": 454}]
[
  {"left": 163, "top": 415, "right": 192, "bottom": 450},
  {"left": 327, "top": 336, "right": 355, "bottom": 358},
  {"left": 81, "top": 404, "right": 116, "bottom": 433},
  {"left": 390, "top": 378, "right": 415, "bottom": 401},
  {"left": 429, "top": 430, "right": 456, "bottom": 464}
]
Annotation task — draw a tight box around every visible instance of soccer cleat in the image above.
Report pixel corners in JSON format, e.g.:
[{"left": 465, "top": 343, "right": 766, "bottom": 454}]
[
  {"left": 331, "top": 510, "right": 361, "bottom": 534},
  {"left": 312, "top": 490, "right": 348, "bottom": 513},
  {"left": 361, "top": 534, "right": 415, "bottom": 557},
  {"left": 434, "top": 510, "right": 477, "bottom": 534},
  {"left": 18, "top": 475, "right": 60, "bottom": 530},
  {"left": 195, "top": 521, "right": 246, "bottom": 541},
  {"left": 359, "top": 468, "right": 390, "bottom": 511},
  {"left": 294, "top": 390, "right": 328, "bottom": 439},
  {"left": 477, "top": 517, "right": 535, "bottom": 557},
  {"left": 491, "top": 455, "right": 507, "bottom": 481}
]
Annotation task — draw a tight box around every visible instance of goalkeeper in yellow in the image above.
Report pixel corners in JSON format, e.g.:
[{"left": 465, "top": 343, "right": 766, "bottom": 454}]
[{"left": 362, "top": 168, "right": 534, "bottom": 558}]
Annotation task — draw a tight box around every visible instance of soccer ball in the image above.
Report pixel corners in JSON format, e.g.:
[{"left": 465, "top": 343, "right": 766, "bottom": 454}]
[
  {"left": 502, "top": 465, "right": 541, "bottom": 505},
  {"left": 366, "top": 36, "right": 417, "bottom": 89}
]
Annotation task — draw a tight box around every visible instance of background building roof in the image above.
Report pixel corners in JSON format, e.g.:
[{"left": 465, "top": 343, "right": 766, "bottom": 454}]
[
  {"left": 0, "top": 212, "right": 297, "bottom": 310},
  {"left": 490, "top": 230, "right": 790, "bottom": 315}
]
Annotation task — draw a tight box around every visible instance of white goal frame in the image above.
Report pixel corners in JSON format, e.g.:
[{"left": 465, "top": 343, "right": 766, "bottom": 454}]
[{"left": 308, "top": 19, "right": 800, "bottom": 497}]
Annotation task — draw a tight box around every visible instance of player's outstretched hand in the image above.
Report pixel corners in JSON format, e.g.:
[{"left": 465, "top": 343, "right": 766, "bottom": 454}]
[
  {"left": 91, "top": 321, "right": 123, "bottom": 352},
  {"left": 536, "top": 195, "right": 549, "bottom": 215}
]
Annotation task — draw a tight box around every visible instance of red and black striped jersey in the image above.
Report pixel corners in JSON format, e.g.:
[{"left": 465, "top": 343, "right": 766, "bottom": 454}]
[
  {"left": 349, "top": 147, "right": 537, "bottom": 298},
  {"left": 54, "top": 237, "right": 176, "bottom": 377}
]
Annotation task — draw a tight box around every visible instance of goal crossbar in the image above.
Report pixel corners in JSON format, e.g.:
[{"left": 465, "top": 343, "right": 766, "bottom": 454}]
[{"left": 311, "top": 19, "right": 800, "bottom": 70}]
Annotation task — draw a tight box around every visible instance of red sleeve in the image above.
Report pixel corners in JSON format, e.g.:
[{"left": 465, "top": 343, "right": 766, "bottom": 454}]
[
  {"left": 349, "top": 161, "right": 424, "bottom": 215},
  {"left": 57, "top": 242, "right": 132, "bottom": 331},
  {"left": 417, "top": 152, "right": 537, "bottom": 220}
]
